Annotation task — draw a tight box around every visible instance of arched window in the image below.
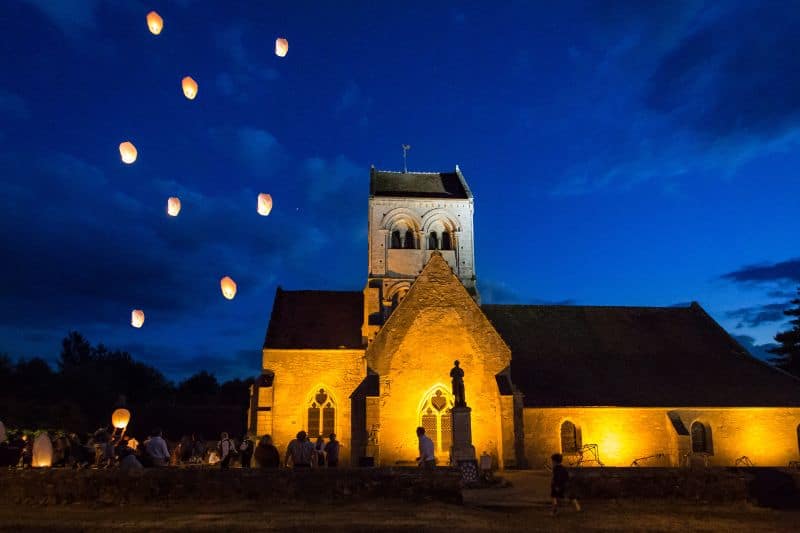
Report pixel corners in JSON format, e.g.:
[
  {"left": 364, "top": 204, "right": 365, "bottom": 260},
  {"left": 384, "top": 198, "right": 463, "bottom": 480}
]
[
  {"left": 441, "top": 231, "right": 452, "bottom": 250},
  {"left": 560, "top": 421, "right": 580, "bottom": 453},
  {"left": 796, "top": 424, "right": 799, "bottom": 454},
  {"left": 420, "top": 388, "right": 453, "bottom": 454},
  {"left": 691, "top": 421, "right": 710, "bottom": 453},
  {"left": 428, "top": 232, "right": 439, "bottom": 250},
  {"left": 404, "top": 229, "right": 416, "bottom": 249},
  {"left": 390, "top": 231, "right": 402, "bottom": 249},
  {"left": 307, "top": 388, "right": 335, "bottom": 438}
]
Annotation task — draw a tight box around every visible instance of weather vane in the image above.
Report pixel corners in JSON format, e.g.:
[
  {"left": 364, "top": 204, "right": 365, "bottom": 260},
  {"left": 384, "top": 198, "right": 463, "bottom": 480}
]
[{"left": 402, "top": 144, "right": 411, "bottom": 173}]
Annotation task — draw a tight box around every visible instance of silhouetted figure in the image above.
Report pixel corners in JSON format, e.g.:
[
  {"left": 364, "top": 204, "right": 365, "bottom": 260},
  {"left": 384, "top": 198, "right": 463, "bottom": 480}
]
[
  {"left": 144, "top": 428, "right": 170, "bottom": 467},
  {"left": 416, "top": 427, "right": 435, "bottom": 470},
  {"left": 218, "top": 432, "right": 237, "bottom": 469},
  {"left": 239, "top": 434, "right": 254, "bottom": 468},
  {"left": 285, "top": 431, "right": 315, "bottom": 468},
  {"left": 254, "top": 435, "right": 280, "bottom": 468},
  {"left": 450, "top": 360, "right": 466, "bottom": 407},
  {"left": 550, "top": 453, "right": 580, "bottom": 516},
  {"left": 315, "top": 436, "right": 326, "bottom": 466},
  {"left": 324, "top": 433, "right": 340, "bottom": 468}
]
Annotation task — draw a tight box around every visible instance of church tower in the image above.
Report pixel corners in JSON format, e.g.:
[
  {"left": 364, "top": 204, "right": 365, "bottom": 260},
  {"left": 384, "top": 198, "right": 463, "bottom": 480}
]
[{"left": 362, "top": 165, "right": 478, "bottom": 342}]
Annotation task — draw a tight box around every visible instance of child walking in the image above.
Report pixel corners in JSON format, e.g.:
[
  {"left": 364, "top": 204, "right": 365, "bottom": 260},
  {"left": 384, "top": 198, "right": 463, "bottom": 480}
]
[{"left": 551, "top": 453, "right": 581, "bottom": 516}]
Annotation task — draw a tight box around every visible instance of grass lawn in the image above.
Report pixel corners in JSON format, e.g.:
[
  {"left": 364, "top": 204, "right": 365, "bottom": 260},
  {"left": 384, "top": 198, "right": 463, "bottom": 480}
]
[{"left": 0, "top": 499, "right": 798, "bottom": 532}]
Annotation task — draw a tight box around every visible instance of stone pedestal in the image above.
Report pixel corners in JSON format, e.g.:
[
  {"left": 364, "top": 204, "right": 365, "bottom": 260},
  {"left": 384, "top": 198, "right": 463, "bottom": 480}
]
[{"left": 449, "top": 406, "right": 476, "bottom": 463}]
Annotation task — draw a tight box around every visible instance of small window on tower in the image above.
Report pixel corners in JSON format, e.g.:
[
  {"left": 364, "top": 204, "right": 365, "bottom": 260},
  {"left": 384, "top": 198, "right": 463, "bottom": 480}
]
[
  {"left": 429, "top": 232, "right": 439, "bottom": 250},
  {"left": 441, "top": 231, "right": 452, "bottom": 250},
  {"left": 404, "top": 229, "right": 416, "bottom": 249},
  {"left": 391, "top": 231, "right": 402, "bottom": 249}
]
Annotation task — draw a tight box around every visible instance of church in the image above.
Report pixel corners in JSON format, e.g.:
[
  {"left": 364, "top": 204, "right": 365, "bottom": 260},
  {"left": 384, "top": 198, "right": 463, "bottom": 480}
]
[{"left": 249, "top": 166, "right": 800, "bottom": 469}]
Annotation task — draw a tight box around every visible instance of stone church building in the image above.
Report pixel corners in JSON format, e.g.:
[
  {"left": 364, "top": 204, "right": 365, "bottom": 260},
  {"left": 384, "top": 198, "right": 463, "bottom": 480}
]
[{"left": 249, "top": 166, "right": 800, "bottom": 468}]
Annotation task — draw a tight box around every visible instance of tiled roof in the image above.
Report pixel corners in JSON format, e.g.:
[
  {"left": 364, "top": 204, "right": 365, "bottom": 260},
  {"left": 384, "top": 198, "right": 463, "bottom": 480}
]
[
  {"left": 482, "top": 302, "right": 800, "bottom": 407},
  {"left": 263, "top": 288, "right": 364, "bottom": 349},
  {"left": 370, "top": 167, "right": 470, "bottom": 199}
]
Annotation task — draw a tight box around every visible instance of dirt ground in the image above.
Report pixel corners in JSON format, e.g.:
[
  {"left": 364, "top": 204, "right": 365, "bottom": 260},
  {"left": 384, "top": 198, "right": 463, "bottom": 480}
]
[{"left": 1, "top": 471, "right": 797, "bottom": 532}]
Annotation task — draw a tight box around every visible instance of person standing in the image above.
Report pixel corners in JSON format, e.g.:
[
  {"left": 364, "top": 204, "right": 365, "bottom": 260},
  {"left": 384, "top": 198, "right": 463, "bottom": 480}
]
[
  {"left": 239, "top": 434, "right": 254, "bottom": 468},
  {"left": 218, "top": 432, "right": 237, "bottom": 469},
  {"left": 315, "top": 435, "right": 326, "bottom": 467},
  {"left": 550, "top": 453, "right": 581, "bottom": 516},
  {"left": 285, "top": 431, "right": 315, "bottom": 468},
  {"left": 144, "top": 429, "right": 170, "bottom": 467},
  {"left": 324, "top": 433, "right": 340, "bottom": 468},
  {"left": 254, "top": 435, "right": 280, "bottom": 468},
  {"left": 416, "top": 427, "right": 436, "bottom": 470}
]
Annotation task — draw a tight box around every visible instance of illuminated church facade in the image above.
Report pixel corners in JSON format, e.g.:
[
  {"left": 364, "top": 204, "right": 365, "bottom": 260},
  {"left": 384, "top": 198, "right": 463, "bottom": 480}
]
[{"left": 249, "top": 167, "right": 800, "bottom": 468}]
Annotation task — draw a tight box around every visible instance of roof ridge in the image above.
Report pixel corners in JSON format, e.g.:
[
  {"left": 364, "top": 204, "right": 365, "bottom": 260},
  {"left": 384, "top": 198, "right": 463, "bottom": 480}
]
[
  {"left": 373, "top": 168, "right": 456, "bottom": 175},
  {"left": 481, "top": 303, "right": 694, "bottom": 310}
]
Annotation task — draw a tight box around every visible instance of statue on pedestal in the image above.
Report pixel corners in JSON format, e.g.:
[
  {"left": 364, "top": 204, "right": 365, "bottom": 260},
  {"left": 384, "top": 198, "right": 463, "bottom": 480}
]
[{"left": 450, "top": 360, "right": 466, "bottom": 407}]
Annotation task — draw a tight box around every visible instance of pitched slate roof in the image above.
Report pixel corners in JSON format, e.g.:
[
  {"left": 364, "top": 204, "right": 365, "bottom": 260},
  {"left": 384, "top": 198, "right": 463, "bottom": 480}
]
[
  {"left": 481, "top": 302, "right": 800, "bottom": 407},
  {"left": 370, "top": 167, "right": 471, "bottom": 199},
  {"left": 263, "top": 288, "right": 364, "bottom": 349}
]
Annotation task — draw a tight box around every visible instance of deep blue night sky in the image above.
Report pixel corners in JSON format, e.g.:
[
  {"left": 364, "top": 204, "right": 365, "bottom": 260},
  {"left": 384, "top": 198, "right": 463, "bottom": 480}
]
[{"left": 1, "top": 1, "right": 799, "bottom": 381}]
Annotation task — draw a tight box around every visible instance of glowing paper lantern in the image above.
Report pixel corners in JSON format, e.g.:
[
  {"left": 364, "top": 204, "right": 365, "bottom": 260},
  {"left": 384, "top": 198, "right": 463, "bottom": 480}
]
[
  {"left": 257, "top": 193, "right": 273, "bottom": 216},
  {"left": 32, "top": 433, "right": 53, "bottom": 468},
  {"left": 181, "top": 76, "right": 198, "bottom": 100},
  {"left": 127, "top": 437, "right": 139, "bottom": 450},
  {"left": 220, "top": 276, "right": 237, "bottom": 300},
  {"left": 146, "top": 11, "right": 163, "bottom": 35},
  {"left": 112, "top": 408, "right": 131, "bottom": 429},
  {"left": 119, "top": 141, "right": 137, "bottom": 164},
  {"left": 131, "top": 309, "right": 145, "bottom": 328},
  {"left": 0, "top": 420, "right": 5, "bottom": 443},
  {"left": 275, "top": 38, "right": 288, "bottom": 57},
  {"left": 167, "top": 197, "right": 181, "bottom": 216}
]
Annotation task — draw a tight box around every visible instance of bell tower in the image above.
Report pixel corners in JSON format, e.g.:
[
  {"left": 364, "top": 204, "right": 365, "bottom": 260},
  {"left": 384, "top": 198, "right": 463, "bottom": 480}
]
[{"left": 362, "top": 165, "right": 478, "bottom": 342}]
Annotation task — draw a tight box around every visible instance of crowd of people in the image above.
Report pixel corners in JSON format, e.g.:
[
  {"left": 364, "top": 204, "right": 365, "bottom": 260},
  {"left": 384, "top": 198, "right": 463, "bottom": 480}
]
[{"left": 0, "top": 427, "right": 342, "bottom": 471}]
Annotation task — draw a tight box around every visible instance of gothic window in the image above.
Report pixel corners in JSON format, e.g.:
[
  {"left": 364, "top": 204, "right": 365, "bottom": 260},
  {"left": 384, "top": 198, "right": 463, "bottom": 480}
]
[
  {"left": 691, "top": 421, "right": 710, "bottom": 453},
  {"left": 391, "top": 230, "right": 402, "bottom": 249},
  {"left": 560, "top": 421, "right": 580, "bottom": 453},
  {"left": 441, "top": 231, "right": 452, "bottom": 250},
  {"left": 797, "top": 424, "right": 800, "bottom": 454},
  {"left": 307, "top": 388, "right": 335, "bottom": 438},
  {"left": 404, "top": 229, "right": 416, "bottom": 249},
  {"left": 428, "top": 231, "right": 439, "bottom": 250},
  {"left": 419, "top": 388, "right": 453, "bottom": 455}
]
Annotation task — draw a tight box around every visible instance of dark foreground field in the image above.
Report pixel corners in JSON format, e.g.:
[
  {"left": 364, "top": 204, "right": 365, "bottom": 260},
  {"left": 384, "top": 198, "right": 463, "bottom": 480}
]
[{"left": 0, "top": 498, "right": 798, "bottom": 532}]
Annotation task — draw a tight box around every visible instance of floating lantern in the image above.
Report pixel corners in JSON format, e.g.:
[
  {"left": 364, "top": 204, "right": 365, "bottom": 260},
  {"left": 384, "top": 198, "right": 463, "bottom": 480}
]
[
  {"left": 181, "top": 76, "right": 198, "bottom": 100},
  {"left": 131, "top": 309, "right": 145, "bottom": 328},
  {"left": 32, "top": 433, "right": 53, "bottom": 468},
  {"left": 146, "top": 11, "right": 163, "bottom": 35},
  {"left": 257, "top": 193, "right": 273, "bottom": 216},
  {"left": 220, "top": 276, "right": 237, "bottom": 300},
  {"left": 119, "top": 141, "right": 137, "bottom": 164},
  {"left": 0, "top": 420, "right": 5, "bottom": 443},
  {"left": 127, "top": 437, "right": 139, "bottom": 450},
  {"left": 167, "top": 197, "right": 181, "bottom": 216},
  {"left": 112, "top": 408, "right": 131, "bottom": 429},
  {"left": 275, "top": 38, "right": 288, "bottom": 57}
]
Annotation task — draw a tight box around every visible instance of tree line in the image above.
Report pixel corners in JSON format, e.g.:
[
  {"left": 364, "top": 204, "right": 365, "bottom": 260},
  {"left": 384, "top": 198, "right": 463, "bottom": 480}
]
[
  {"left": 0, "top": 332, "right": 253, "bottom": 440},
  {"left": 769, "top": 287, "right": 800, "bottom": 379}
]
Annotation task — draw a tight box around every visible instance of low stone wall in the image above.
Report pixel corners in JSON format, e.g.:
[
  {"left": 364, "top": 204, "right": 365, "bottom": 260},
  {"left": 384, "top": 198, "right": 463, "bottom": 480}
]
[
  {"left": 568, "top": 467, "right": 800, "bottom": 508},
  {"left": 0, "top": 467, "right": 463, "bottom": 506}
]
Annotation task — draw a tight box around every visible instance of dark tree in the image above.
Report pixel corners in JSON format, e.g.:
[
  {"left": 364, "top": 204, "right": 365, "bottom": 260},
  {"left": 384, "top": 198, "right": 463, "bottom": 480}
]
[
  {"left": 769, "top": 287, "right": 800, "bottom": 378},
  {"left": 177, "top": 371, "right": 219, "bottom": 404}
]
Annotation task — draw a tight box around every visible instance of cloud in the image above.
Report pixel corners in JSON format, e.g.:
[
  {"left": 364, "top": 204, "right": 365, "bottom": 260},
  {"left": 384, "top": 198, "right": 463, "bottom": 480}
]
[
  {"left": 22, "top": 0, "right": 100, "bottom": 34},
  {"left": 720, "top": 258, "right": 800, "bottom": 285},
  {"left": 479, "top": 280, "right": 522, "bottom": 304},
  {"left": 733, "top": 334, "right": 779, "bottom": 362},
  {"left": 214, "top": 25, "right": 280, "bottom": 99},
  {"left": 236, "top": 127, "right": 286, "bottom": 172},
  {"left": 0, "top": 89, "right": 30, "bottom": 119},
  {"left": 725, "top": 303, "right": 790, "bottom": 329}
]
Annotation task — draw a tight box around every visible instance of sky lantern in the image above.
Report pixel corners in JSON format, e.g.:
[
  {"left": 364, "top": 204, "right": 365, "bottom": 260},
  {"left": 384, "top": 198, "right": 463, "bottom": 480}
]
[
  {"left": 119, "top": 141, "right": 137, "bottom": 164},
  {"left": 275, "top": 37, "right": 288, "bottom": 57},
  {"left": 146, "top": 11, "right": 163, "bottom": 35},
  {"left": 220, "top": 276, "right": 237, "bottom": 300},
  {"left": 257, "top": 193, "right": 273, "bottom": 216},
  {"left": 112, "top": 408, "right": 131, "bottom": 429},
  {"left": 32, "top": 433, "right": 53, "bottom": 468},
  {"left": 167, "top": 197, "right": 181, "bottom": 216},
  {"left": 181, "top": 76, "right": 198, "bottom": 100},
  {"left": 131, "top": 309, "right": 145, "bottom": 328}
]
